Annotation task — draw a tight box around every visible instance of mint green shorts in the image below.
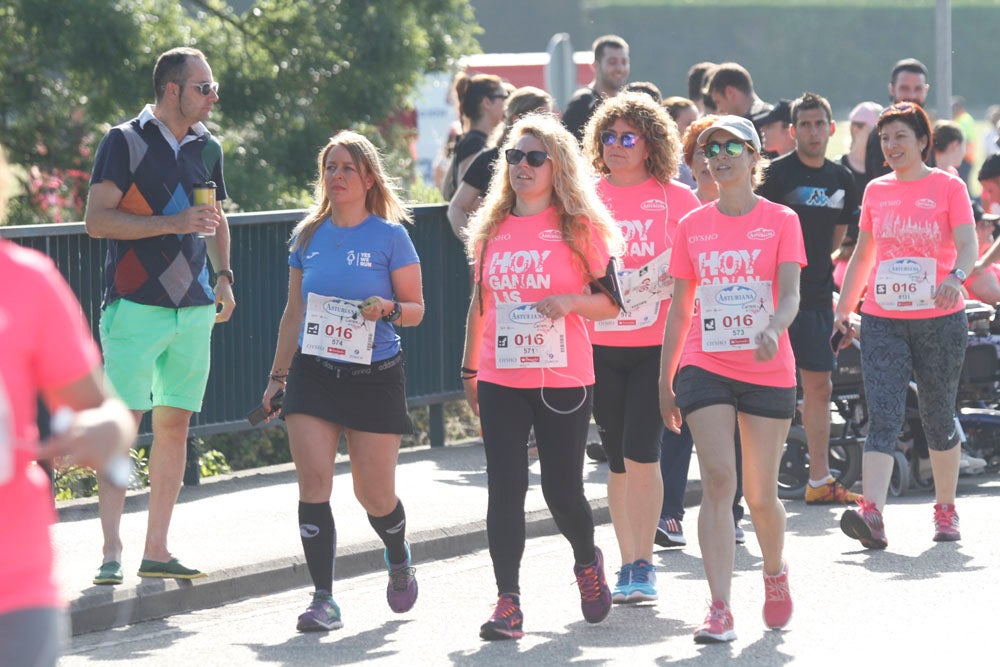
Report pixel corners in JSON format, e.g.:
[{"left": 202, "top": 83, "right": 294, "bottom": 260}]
[{"left": 99, "top": 299, "right": 216, "bottom": 412}]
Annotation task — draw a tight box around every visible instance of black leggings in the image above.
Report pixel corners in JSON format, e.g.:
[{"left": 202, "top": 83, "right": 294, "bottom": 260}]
[{"left": 478, "top": 381, "right": 597, "bottom": 596}]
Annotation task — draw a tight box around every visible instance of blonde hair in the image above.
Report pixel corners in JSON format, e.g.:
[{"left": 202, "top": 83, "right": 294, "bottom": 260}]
[
  {"left": 466, "top": 113, "right": 622, "bottom": 311},
  {"left": 292, "top": 131, "right": 410, "bottom": 252},
  {"left": 583, "top": 91, "right": 681, "bottom": 183}
]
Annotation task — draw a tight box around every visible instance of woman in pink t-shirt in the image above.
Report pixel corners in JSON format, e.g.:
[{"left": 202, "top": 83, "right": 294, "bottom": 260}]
[
  {"left": 835, "top": 103, "right": 977, "bottom": 550},
  {"left": 0, "top": 146, "right": 131, "bottom": 666},
  {"left": 581, "top": 92, "right": 699, "bottom": 603},
  {"left": 659, "top": 116, "right": 806, "bottom": 643},
  {"left": 461, "top": 113, "right": 623, "bottom": 640}
]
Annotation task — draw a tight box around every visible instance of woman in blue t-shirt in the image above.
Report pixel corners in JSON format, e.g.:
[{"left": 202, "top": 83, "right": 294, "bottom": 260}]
[{"left": 262, "top": 131, "right": 424, "bottom": 633}]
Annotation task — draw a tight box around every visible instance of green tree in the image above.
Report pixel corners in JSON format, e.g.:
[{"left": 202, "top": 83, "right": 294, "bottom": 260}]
[{"left": 0, "top": 0, "right": 480, "bottom": 222}]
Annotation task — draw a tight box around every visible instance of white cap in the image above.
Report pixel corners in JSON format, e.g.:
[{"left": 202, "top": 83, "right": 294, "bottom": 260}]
[{"left": 697, "top": 115, "right": 761, "bottom": 152}]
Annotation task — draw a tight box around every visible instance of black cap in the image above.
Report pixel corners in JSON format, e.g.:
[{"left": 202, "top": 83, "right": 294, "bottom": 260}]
[
  {"left": 979, "top": 154, "right": 1000, "bottom": 182},
  {"left": 751, "top": 99, "right": 792, "bottom": 126}
]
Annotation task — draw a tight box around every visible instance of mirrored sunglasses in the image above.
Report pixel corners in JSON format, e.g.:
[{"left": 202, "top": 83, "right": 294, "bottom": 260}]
[
  {"left": 600, "top": 130, "right": 643, "bottom": 148},
  {"left": 704, "top": 139, "right": 749, "bottom": 159}
]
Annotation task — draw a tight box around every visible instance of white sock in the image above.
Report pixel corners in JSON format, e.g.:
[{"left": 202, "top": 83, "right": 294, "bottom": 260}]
[{"left": 809, "top": 475, "right": 835, "bottom": 488}]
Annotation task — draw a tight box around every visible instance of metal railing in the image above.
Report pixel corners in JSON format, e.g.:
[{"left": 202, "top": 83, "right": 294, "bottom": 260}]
[{"left": 2, "top": 205, "right": 471, "bottom": 446}]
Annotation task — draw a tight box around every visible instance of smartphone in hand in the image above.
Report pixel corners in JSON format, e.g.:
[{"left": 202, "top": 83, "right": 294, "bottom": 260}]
[
  {"left": 247, "top": 390, "right": 284, "bottom": 426},
  {"left": 829, "top": 322, "right": 852, "bottom": 354}
]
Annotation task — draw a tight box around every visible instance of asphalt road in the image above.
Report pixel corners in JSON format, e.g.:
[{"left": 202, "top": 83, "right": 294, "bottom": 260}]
[{"left": 63, "top": 476, "right": 999, "bottom": 666}]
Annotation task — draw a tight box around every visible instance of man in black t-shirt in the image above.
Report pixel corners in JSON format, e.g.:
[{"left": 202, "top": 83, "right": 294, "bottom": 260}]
[
  {"left": 562, "top": 35, "right": 629, "bottom": 142},
  {"left": 757, "top": 92, "right": 860, "bottom": 505},
  {"left": 863, "top": 58, "right": 934, "bottom": 186}
]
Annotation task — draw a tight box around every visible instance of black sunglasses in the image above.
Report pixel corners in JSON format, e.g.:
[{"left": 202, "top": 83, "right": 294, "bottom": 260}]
[
  {"left": 505, "top": 149, "right": 549, "bottom": 167},
  {"left": 600, "top": 130, "right": 644, "bottom": 148}
]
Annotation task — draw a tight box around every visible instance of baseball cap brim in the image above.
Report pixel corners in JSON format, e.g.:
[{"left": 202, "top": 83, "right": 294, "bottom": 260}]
[{"left": 697, "top": 115, "right": 762, "bottom": 153}]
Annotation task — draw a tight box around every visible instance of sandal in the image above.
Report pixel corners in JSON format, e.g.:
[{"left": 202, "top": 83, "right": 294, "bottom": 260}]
[
  {"left": 93, "top": 561, "right": 124, "bottom": 586},
  {"left": 137, "top": 557, "right": 207, "bottom": 580}
]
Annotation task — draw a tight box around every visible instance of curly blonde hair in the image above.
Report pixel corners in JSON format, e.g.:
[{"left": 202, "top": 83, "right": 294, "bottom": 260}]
[
  {"left": 292, "top": 131, "right": 410, "bottom": 252},
  {"left": 583, "top": 92, "right": 681, "bottom": 183},
  {"left": 466, "top": 113, "right": 622, "bottom": 310}
]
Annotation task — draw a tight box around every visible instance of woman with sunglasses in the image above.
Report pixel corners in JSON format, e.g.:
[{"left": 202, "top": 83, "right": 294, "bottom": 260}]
[
  {"left": 441, "top": 72, "right": 508, "bottom": 202},
  {"left": 653, "top": 114, "right": 750, "bottom": 552},
  {"left": 659, "top": 116, "right": 806, "bottom": 642},
  {"left": 262, "top": 131, "right": 424, "bottom": 632},
  {"left": 581, "top": 92, "right": 699, "bottom": 603},
  {"left": 462, "top": 113, "right": 623, "bottom": 640},
  {"left": 835, "top": 103, "right": 977, "bottom": 550}
]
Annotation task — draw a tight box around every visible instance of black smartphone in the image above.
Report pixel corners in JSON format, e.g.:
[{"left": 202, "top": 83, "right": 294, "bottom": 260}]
[
  {"left": 830, "top": 324, "right": 851, "bottom": 354},
  {"left": 247, "top": 390, "right": 284, "bottom": 426}
]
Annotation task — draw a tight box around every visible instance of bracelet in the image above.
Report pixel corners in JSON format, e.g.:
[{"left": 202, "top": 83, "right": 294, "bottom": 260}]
[
  {"left": 461, "top": 366, "right": 478, "bottom": 375},
  {"left": 269, "top": 373, "right": 287, "bottom": 383},
  {"left": 461, "top": 374, "right": 477, "bottom": 381}
]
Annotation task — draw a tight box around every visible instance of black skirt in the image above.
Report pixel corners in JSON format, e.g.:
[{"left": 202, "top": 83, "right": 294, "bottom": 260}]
[{"left": 282, "top": 350, "right": 413, "bottom": 434}]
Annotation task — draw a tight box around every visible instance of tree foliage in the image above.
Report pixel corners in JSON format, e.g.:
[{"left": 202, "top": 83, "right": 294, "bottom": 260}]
[{"left": 0, "top": 0, "right": 480, "bottom": 222}]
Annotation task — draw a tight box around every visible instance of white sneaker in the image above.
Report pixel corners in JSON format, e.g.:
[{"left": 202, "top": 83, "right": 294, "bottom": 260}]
[{"left": 960, "top": 449, "right": 987, "bottom": 476}]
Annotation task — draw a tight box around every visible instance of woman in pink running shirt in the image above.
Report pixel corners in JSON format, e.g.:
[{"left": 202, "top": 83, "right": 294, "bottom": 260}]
[
  {"left": 0, "top": 145, "right": 131, "bottom": 666},
  {"left": 582, "top": 92, "right": 699, "bottom": 603},
  {"left": 835, "top": 103, "right": 977, "bottom": 550},
  {"left": 462, "top": 113, "right": 623, "bottom": 641},
  {"left": 659, "top": 116, "right": 806, "bottom": 643}
]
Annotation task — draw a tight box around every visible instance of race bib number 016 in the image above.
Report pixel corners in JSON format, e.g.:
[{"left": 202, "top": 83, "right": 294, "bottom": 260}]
[
  {"left": 495, "top": 302, "right": 567, "bottom": 369},
  {"left": 873, "top": 257, "right": 936, "bottom": 311},
  {"left": 697, "top": 281, "right": 773, "bottom": 352},
  {"left": 302, "top": 293, "right": 375, "bottom": 365}
]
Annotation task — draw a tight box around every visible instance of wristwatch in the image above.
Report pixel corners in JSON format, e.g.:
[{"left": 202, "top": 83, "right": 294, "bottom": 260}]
[
  {"left": 382, "top": 301, "right": 402, "bottom": 323},
  {"left": 949, "top": 268, "right": 967, "bottom": 284},
  {"left": 215, "top": 269, "right": 235, "bottom": 286}
]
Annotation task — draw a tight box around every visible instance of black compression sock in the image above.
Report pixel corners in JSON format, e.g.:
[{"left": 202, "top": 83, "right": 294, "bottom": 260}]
[
  {"left": 368, "top": 499, "right": 408, "bottom": 565},
  {"left": 299, "top": 501, "right": 336, "bottom": 592}
]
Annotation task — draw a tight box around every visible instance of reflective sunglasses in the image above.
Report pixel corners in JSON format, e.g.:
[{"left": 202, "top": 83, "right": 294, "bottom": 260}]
[
  {"left": 186, "top": 81, "right": 220, "bottom": 96},
  {"left": 704, "top": 139, "right": 749, "bottom": 159},
  {"left": 505, "top": 149, "right": 550, "bottom": 167},
  {"left": 600, "top": 130, "right": 644, "bottom": 148}
]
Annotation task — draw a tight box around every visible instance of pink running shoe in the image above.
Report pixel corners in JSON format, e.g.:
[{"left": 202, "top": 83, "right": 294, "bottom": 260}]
[
  {"left": 762, "top": 560, "right": 792, "bottom": 629},
  {"left": 840, "top": 497, "right": 888, "bottom": 549},
  {"left": 932, "top": 503, "right": 961, "bottom": 542},
  {"left": 694, "top": 599, "right": 736, "bottom": 644}
]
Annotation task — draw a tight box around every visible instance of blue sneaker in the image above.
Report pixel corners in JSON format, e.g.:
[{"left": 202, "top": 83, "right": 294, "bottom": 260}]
[
  {"left": 296, "top": 590, "right": 343, "bottom": 632},
  {"left": 611, "top": 562, "right": 632, "bottom": 604},
  {"left": 626, "top": 559, "right": 658, "bottom": 602},
  {"left": 385, "top": 541, "right": 418, "bottom": 613}
]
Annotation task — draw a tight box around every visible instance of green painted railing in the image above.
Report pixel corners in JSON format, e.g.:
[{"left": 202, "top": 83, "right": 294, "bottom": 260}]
[{"left": 2, "top": 205, "right": 471, "bottom": 446}]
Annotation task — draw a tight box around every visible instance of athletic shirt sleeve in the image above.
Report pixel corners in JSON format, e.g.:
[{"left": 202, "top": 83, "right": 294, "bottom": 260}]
[
  {"left": 388, "top": 222, "right": 421, "bottom": 272},
  {"left": 89, "top": 128, "right": 132, "bottom": 192}
]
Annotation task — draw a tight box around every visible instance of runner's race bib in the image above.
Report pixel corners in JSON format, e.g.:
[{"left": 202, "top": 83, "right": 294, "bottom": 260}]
[
  {"left": 873, "top": 257, "right": 936, "bottom": 311},
  {"left": 595, "top": 250, "right": 672, "bottom": 332},
  {"left": 697, "top": 281, "right": 773, "bottom": 352},
  {"left": 495, "top": 301, "right": 567, "bottom": 368},
  {"left": 302, "top": 293, "right": 375, "bottom": 365}
]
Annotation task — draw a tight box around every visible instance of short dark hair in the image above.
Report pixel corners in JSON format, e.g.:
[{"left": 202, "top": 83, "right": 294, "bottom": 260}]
[
  {"left": 877, "top": 102, "right": 933, "bottom": 162},
  {"left": 625, "top": 81, "right": 662, "bottom": 103},
  {"left": 790, "top": 92, "right": 832, "bottom": 125},
  {"left": 890, "top": 58, "right": 928, "bottom": 85},
  {"left": 932, "top": 120, "right": 964, "bottom": 152},
  {"left": 706, "top": 62, "right": 754, "bottom": 97},
  {"left": 592, "top": 35, "right": 628, "bottom": 63},
  {"left": 687, "top": 61, "right": 716, "bottom": 102},
  {"left": 154, "top": 47, "right": 206, "bottom": 102}
]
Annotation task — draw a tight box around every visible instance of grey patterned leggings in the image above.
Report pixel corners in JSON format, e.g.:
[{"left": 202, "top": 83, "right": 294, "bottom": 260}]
[{"left": 861, "top": 311, "right": 967, "bottom": 455}]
